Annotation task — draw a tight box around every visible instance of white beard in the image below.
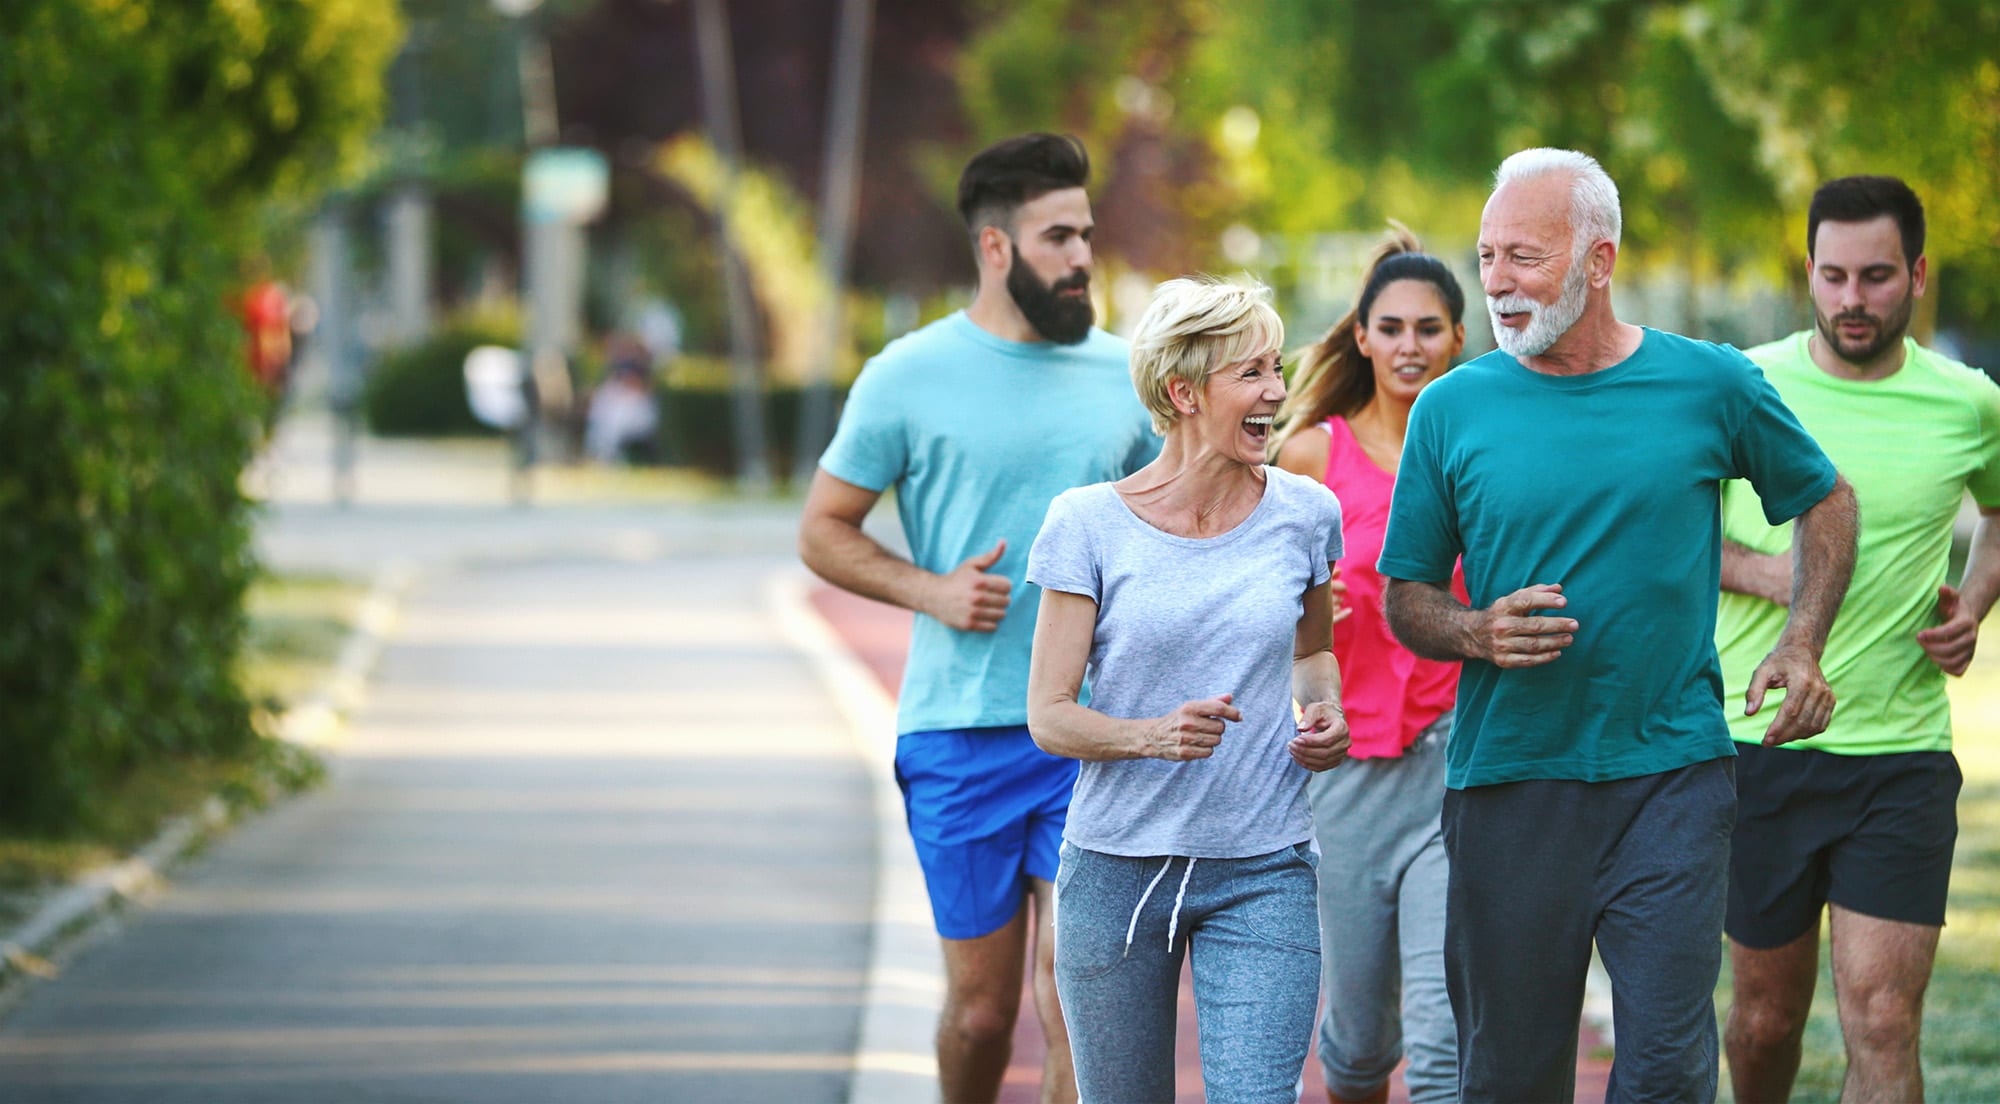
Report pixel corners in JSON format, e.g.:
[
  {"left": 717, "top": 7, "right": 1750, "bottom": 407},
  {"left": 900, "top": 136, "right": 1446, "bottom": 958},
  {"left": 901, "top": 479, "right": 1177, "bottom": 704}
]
[{"left": 1488, "top": 261, "right": 1589, "bottom": 358}]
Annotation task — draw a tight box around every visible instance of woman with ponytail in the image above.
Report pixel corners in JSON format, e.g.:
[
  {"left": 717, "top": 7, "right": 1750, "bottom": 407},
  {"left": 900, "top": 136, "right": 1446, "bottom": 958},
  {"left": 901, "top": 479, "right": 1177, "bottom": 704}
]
[{"left": 1271, "top": 226, "right": 1467, "bottom": 1104}]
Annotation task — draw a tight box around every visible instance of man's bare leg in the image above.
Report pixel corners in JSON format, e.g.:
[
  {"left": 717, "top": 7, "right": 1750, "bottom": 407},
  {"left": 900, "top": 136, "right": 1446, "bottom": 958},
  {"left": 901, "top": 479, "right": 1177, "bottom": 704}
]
[
  {"left": 1726, "top": 925, "right": 1821, "bottom": 1103},
  {"left": 1028, "top": 877, "right": 1077, "bottom": 1104},
  {"left": 939, "top": 900, "right": 1029, "bottom": 1103},
  {"left": 1828, "top": 905, "right": 1939, "bottom": 1104}
]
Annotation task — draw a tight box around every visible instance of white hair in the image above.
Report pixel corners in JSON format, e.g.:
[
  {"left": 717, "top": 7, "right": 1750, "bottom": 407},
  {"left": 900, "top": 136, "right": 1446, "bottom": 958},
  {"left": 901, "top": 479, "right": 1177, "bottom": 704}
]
[{"left": 1494, "top": 148, "right": 1622, "bottom": 262}]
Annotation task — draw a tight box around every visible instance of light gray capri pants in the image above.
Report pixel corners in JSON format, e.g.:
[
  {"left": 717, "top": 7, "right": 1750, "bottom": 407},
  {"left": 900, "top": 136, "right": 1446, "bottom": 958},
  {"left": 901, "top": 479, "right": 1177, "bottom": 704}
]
[{"left": 1308, "top": 713, "right": 1455, "bottom": 1103}]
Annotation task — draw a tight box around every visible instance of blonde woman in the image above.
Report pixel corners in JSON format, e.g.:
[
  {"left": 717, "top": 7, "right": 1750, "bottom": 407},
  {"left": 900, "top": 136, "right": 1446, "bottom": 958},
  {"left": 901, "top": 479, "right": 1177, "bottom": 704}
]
[{"left": 1027, "top": 276, "right": 1349, "bottom": 1102}]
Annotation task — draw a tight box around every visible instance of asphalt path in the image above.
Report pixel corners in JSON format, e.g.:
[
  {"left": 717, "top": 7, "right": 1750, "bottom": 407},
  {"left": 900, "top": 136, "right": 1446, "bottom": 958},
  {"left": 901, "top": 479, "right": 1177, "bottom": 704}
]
[{"left": 0, "top": 545, "right": 879, "bottom": 1102}]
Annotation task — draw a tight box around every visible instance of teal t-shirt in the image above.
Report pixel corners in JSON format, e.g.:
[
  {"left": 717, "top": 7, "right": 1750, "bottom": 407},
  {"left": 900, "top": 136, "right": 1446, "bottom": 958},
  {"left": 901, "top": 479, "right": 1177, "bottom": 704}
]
[
  {"left": 1378, "top": 328, "right": 1837, "bottom": 788},
  {"left": 818, "top": 311, "right": 1160, "bottom": 735},
  {"left": 1717, "top": 333, "right": 2000, "bottom": 755}
]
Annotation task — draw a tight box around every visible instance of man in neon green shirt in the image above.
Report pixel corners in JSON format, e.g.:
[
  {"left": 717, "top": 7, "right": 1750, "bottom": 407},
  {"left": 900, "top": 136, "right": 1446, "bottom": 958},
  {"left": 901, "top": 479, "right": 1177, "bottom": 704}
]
[{"left": 1717, "top": 175, "right": 2000, "bottom": 1104}]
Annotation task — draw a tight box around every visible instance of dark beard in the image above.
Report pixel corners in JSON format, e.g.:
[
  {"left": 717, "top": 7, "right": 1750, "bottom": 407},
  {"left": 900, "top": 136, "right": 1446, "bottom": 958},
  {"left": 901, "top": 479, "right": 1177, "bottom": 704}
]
[
  {"left": 1007, "top": 246, "right": 1093, "bottom": 344},
  {"left": 1813, "top": 291, "right": 1914, "bottom": 365}
]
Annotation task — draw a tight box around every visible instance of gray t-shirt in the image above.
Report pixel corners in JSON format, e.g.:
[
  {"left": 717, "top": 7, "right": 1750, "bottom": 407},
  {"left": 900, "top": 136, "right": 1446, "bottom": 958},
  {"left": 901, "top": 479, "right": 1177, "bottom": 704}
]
[{"left": 1027, "top": 467, "right": 1344, "bottom": 857}]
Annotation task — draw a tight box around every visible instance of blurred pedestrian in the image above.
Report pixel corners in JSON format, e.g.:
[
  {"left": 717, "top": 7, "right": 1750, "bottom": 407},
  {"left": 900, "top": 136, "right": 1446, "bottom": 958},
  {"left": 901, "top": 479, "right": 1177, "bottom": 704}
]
[
  {"left": 235, "top": 273, "right": 292, "bottom": 398},
  {"left": 798, "top": 133, "right": 1158, "bottom": 1103},
  {"left": 584, "top": 335, "right": 659, "bottom": 464},
  {"left": 1270, "top": 226, "right": 1466, "bottom": 1104},
  {"left": 1718, "top": 175, "right": 2000, "bottom": 1104},
  {"left": 634, "top": 297, "right": 683, "bottom": 368},
  {"left": 1377, "top": 147, "right": 1859, "bottom": 1102},
  {"left": 1026, "top": 276, "right": 1349, "bottom": 1104}
]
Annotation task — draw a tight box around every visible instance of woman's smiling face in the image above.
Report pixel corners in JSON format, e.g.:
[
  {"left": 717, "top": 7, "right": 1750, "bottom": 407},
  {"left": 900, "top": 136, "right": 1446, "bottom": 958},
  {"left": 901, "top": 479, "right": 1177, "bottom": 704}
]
[
  {"left": 1357, "top": 278, "right": 1463, "bottom": 407},
  {"left": 1196, "top": 344, "right": 1288, "bottom": 466}
]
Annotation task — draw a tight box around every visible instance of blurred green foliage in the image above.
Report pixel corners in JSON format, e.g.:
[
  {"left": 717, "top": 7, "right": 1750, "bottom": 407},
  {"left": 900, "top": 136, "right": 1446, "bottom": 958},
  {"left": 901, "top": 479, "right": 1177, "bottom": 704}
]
[
  {"left": 361, "top": 306, "right": 631, "bottom": 437},
  {"left": 658, "top": 383, "right": 846, "bottom": 483},
  {"left": 656, "top": 134, "right": 834, "bottom": 386},
  {"left": 360, "top": 332, "right": 846, "bottom": 483},
  {"left": 0, "top": 0, "right": 399, "bottom": 831},
  {"left": 957, "top": 0, "right": 2000, "bottom": 328},
  {"left": 363, "top": 309, "right": 520, "bottom": 436}
]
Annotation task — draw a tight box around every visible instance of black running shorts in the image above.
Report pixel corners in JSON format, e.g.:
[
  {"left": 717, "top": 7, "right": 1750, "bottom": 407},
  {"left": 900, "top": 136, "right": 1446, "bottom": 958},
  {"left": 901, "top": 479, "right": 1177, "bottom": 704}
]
[{"left": 1726, "top": 741, "right": 1960, "bottom": 947}]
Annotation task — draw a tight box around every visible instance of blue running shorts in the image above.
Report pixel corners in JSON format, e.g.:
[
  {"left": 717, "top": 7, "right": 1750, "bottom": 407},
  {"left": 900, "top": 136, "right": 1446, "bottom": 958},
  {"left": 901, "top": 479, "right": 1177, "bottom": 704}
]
[{"left": 894, "top": 724, "right": 1078, "bottom": 940}]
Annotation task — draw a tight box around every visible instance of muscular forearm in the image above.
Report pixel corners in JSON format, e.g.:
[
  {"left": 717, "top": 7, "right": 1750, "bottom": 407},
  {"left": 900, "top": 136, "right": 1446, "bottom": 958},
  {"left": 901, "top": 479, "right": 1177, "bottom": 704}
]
[
  {"left": 799, "top": 514, "right": 938, "bottom": 614},
  {"left": 1776, "top": 476, "right": 1858, "bottom": 655},
  {"left": 1721, "top": 539, "right": 1792, "bottom": 606},
  {"left": 1383, "top": 578, "right": 1482, "bottom": 662},
  {"left": 1958, "top": 514, "right": 2000, "bottom": 623}
]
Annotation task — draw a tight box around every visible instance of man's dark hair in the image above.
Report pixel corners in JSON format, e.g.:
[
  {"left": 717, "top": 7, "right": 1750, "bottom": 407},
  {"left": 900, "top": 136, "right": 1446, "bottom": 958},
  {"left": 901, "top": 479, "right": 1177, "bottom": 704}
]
[
  {"left": 956, "top": 133, "right": 1090, "bottom": 241},
  {"left": 1808, "top": 175, "right": 1925, "bottom": 267}
]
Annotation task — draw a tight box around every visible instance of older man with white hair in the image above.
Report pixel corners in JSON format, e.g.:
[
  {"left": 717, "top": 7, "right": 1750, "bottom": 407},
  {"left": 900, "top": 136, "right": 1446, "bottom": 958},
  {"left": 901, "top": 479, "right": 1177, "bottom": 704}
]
[{"left": 1376, "top": 148, "right": 1860, "bottom": 1102}]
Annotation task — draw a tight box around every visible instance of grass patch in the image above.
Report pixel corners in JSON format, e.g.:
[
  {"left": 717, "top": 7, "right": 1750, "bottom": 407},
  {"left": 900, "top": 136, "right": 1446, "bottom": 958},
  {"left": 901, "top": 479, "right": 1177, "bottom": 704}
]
[
  {"left": 238, "top": 572, "right": 369, "bottom": 712},
  {"left": 1715, "top": 627, "right": 2000, "bottom": 1102},
  {"left": 0, "top": 742, "right": 325, "bottom": 890},
  {"left": 0, "top": 573, "right": 357, "bottom": 898}
]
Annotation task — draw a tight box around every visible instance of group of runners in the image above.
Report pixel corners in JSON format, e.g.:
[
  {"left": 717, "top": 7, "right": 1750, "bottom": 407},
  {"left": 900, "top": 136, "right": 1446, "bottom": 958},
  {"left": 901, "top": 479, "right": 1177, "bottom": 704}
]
[{"left": 797, "top": 132, "right": 2000, "bottom": 1104}]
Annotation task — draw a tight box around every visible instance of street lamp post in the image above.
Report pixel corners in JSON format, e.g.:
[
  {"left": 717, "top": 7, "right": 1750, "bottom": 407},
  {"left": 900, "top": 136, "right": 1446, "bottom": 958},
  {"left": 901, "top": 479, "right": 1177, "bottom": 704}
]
[
  {"left": 794, "top": 0, "right": 875, "bottom": 485},
  {"left": 494, "top": 0, "right": 555, "bottom": 504},
  {"left": 691, "top": 0, "right": 772, "bottom": 494},
  {"left": 493, "top": 0, "right": 558, "bottom": 147}
]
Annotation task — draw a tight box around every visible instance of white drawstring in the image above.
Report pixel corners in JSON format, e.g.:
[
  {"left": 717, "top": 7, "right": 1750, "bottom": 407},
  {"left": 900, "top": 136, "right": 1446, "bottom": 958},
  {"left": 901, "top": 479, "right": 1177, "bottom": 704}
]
[
  {"left": 1123, "top": 856, "right": 1199, "bottom": 957},
  {"left": 1123, "top": 857, "right": 1174, "bottom": 958},
  {"left": 1167, "top": 857, "right": 1196, "bottom": 951}
]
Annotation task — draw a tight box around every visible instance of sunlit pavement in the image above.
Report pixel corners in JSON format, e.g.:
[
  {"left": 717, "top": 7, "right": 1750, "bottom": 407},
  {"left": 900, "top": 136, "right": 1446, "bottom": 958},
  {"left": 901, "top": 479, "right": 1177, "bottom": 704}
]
[{"left": 0, "top": 421, "right": 884, "bottom": 1103}]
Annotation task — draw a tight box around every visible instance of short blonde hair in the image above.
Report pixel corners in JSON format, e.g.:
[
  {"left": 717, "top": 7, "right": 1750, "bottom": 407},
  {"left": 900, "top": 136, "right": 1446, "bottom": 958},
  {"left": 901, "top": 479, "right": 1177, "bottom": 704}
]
[{"left": 1129, "top": 276, "right": 1284, "bottom": 434}]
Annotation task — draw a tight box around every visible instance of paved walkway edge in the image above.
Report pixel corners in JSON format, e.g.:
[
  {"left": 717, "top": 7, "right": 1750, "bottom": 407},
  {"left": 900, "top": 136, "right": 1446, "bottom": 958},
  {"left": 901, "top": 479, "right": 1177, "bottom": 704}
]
[
  {"left": 767, "top": 570, "right": 943, "bottom": 1104},
  {"left": 277, "top": 559, "right": 417, "bottom": 747},
  {"left": 0, "top": 559, "right": 415, "bottom": 1000}
]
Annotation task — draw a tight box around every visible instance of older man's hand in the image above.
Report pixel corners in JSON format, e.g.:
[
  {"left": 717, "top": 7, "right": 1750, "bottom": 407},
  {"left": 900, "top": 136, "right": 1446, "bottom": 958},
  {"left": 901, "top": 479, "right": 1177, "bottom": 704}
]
[
  {"left": 1473, "top": 584, "right": 1577, "bottom": 668},
  {"left": 1746, "top": 641, "right": 1836, "bottom": 745}
]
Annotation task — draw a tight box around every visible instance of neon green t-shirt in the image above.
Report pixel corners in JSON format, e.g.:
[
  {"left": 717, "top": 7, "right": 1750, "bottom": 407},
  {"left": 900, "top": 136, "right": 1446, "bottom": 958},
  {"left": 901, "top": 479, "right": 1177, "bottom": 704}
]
[{"left": 1716, "top": 331, "right": 2000, "bottom": 754}]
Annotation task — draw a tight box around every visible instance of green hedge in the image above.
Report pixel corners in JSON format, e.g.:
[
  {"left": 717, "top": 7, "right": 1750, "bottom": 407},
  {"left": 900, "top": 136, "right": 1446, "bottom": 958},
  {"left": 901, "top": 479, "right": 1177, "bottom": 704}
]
[
  {"left": 361, "top": 335, "right": 846, "bottom": 483},
  {"left": 363, "top": 314, "right": 520, "bottom": 437},
  {"left": 0, "top": 1, "right": 395, "bottom": 831},
  {"left": 659, "top": 384, "right": 847, "bottom": 480}
]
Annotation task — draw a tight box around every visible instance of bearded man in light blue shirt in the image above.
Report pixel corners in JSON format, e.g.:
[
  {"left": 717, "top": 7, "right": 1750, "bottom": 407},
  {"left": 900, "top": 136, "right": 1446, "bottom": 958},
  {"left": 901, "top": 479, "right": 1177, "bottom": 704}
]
[{"left": 799, "top": 133, "right": 1157, "bottom": 1104}]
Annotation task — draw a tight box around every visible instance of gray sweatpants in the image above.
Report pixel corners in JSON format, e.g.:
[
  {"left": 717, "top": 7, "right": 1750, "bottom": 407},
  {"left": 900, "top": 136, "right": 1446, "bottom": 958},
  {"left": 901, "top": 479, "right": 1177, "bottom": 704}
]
[
  {"left": 1308, "top": 715, "right": 1455, "bottom": 1103},
  {"left": 1054, "top": 841, "right": 1321, "bottom": 1104},
  {"left": 1441, "top": 757, "right": 1736, "bottom": 1104}
]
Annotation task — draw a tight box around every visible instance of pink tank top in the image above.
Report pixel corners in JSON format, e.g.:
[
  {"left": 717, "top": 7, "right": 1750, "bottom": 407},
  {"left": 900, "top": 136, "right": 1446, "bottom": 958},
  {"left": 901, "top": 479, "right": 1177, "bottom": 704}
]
[{"left": 1321, "top": 416, "right": 1466, "bottom": 758}]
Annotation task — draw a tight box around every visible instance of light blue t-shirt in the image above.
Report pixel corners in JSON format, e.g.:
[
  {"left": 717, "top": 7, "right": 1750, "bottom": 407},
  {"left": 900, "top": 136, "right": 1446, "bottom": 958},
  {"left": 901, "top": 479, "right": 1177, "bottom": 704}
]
[
  {"left": 1377, "top": 328, "right": 1837, "bottom": 789},
  {"left": 819, "top": 311, "right": 1159, "bottom": 735},
  {"left": 1026, "top": 470, "right": 1343, "bottom": 858}
]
